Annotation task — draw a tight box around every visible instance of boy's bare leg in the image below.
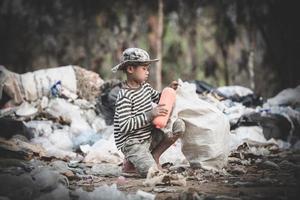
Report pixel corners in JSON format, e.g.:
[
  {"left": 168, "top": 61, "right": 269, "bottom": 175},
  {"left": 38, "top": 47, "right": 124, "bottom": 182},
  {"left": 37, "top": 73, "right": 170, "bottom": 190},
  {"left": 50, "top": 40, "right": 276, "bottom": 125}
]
[
  {"left": 151, "top": 133, "right": 181, "bottom": 167},
  {"left": 151, "top": 119, "right": 185, "bottom": 168}
]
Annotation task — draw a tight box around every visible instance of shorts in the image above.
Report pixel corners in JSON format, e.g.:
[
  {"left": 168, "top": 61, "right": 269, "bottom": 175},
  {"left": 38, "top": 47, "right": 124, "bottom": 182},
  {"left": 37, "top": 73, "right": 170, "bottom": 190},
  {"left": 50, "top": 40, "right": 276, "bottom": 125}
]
[{"left": 121, "top": 118, "right": 185, "bottom": 177}]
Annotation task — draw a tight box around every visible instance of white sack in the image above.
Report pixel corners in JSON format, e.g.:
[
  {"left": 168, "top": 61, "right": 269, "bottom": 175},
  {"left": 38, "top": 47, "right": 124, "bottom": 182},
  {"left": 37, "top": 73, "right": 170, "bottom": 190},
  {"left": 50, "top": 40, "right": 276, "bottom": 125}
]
[
  {"left": 166, "top": 80, "right": 230, "bottom": 171},
  {"left": 20, "top": 65, "right": 77, "bottom": 101}
]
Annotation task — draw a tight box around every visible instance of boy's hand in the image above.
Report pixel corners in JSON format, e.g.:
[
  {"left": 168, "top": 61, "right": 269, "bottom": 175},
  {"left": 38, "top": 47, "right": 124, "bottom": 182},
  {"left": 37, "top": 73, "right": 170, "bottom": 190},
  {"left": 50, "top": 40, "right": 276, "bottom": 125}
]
[
  {"left": 168, "top": 81, "right": 179, "bottom": 90},
  {"left": 152, "top": 104, "right": 168, "bottom": 117}
]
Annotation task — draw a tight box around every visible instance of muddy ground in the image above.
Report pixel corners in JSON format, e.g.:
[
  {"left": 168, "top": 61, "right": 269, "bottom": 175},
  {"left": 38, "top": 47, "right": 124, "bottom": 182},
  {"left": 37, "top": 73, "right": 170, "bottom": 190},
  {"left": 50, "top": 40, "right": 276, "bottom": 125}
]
[
  {"left": 1, "top": 143, "right": 300, "bottom": 200},
  {"left": 68, "top": 144, "right": 300, "bottom": 200}
]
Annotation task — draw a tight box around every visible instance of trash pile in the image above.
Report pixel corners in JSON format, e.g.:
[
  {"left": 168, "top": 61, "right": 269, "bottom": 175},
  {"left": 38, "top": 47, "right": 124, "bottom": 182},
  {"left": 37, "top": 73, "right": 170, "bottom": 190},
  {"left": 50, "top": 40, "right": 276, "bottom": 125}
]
[
  {"left": 1, "top": 66, "right": 300, "bottom": 199},
  {"left": 0, "top": 65, "right": 122, "bottom": 164}
]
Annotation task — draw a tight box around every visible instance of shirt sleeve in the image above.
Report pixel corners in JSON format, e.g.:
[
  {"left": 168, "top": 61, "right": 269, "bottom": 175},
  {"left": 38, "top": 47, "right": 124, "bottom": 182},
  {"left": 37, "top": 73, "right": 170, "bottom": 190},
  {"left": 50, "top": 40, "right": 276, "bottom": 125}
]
[
  {"left": 147, "top": 84, "right": 160, "bottom": 104},
  {"left": 115, "top": 96, "right": 149, "bottom": 134}
]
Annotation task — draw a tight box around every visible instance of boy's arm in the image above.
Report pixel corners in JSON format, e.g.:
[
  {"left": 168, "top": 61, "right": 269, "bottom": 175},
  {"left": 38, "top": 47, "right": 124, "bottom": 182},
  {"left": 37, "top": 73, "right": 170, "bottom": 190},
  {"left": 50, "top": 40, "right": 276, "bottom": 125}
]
[
  {"left": 116, "top": 97, "right": 151, "bottom": 134},
  {"left": 149, "top": 85, "right": 160, "bottom": 104}
]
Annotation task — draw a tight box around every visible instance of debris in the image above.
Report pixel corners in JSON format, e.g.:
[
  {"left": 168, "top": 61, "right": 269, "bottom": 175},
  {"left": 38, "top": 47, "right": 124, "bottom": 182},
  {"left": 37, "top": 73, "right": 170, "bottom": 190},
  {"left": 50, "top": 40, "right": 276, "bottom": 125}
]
[
  {"left": 83, "top": 134, "right": 123, "bottom": 164},
  {"left": 90, "top": 163, "right": 121, "bottom": 177},
  {"left": 0, "top": 137, "right": 46, "bottom": 159},
  {"left": 143, "top": 166, "right": 187, "bottom": 187},
  {"left": 229, "top": 126, "right": 267, "bottom": 151},
  {"left": 278, "top": 160, "right": 296, "bottom": 170},
  {"left": 152, "top": 187, "right": 177, "bottom": 193},
  {"left": 260, "top": 160, "right": 280, "bottom": 170},
  {"left": 136, "top": 190, "right": 156, "bottom": 200},
  {"left": 116, "top": 176, "right": 128, "bottom": 185},
  {"left": 0, "top": 118, "right": 34, "bottom": 140},
  {"left": 233, "top": 181, "right": 255, "bottom": 187},
  {"left": 264, "top": 85, "right": 300, "bottom": 108},
  {"left": 217, "top": 85, "right": 254, "bottom": 98},
  {"left": 72, "top": 184, "right": 142, "bottom": 200},
  {"left": 95, "top": 79, "right": 122, "bottom": 125},
  {"left": 73, "top": 66, "right": 104, "bottom": 102},
  {"left": 15, "top": 102, "right": 38, "bottom": 117}
]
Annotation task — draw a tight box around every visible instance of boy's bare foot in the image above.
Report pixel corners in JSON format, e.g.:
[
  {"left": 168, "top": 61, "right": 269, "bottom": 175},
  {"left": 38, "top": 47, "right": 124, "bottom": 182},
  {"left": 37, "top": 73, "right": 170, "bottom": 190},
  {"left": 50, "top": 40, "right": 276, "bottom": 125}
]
[
  {"left": 122, "top": 159, "right": 137, "bottom": 173},
  {"left": 157, "top": 164, "right": 164, "bottom": 171}
]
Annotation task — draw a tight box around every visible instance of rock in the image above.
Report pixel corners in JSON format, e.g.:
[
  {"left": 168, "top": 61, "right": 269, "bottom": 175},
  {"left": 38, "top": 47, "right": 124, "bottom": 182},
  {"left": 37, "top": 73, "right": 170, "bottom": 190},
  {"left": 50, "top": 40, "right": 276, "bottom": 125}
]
[
  {"left": 260, "top": 160, "right": 280, "bottom": 170},
  {"left": 153, "top": 187, "right": 177, "bottom": 193},
  {"left": 233, "top": 181, "right": 254, "bottom": 187},
  {"left": 0, "top": 137, "right": 46, "bottom": 160},
  {"left": 90, "top": 163, "right": 121, "bottom": 177},
  {"left": 279, "top": 160, "right": 296, "bottom": 170},
  {"left": 0, "top": 173, "right": 38, "bottom": 200},
  {"left": 0, "top": 118, "right": 34, "bottom": 140},
  {"left": 136, "top": 190, "right": 156, "bottom": 200},
  {"left": 50, "top": 160, "right": 75, "bottom": 178},
  {"left": 31, "top": 167, "right": 68, "bottom": 192},
  {"left": 34, "top": 184, "right": 70, "bottom": 200}
]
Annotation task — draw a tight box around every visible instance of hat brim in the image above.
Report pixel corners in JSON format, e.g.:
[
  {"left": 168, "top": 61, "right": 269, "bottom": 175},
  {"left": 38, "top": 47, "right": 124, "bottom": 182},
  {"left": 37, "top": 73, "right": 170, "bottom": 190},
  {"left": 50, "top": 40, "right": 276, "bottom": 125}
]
[{"left": 112, "top": 59, "right": 159, "bottom": 73}]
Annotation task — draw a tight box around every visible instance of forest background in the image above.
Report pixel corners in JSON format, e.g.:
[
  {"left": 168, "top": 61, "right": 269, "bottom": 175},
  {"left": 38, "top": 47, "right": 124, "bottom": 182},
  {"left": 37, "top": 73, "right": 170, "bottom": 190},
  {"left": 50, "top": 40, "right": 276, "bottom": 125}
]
[{"left": 0, "top": 0, "right": 299, "bottom": 97}]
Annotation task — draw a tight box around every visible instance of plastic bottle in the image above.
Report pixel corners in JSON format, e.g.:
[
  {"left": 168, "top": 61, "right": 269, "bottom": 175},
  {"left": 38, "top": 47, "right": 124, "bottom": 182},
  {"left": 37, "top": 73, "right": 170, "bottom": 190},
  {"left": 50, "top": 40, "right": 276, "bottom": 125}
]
[{"left": 152, "top": 87, "right": 176, "bottom": 129}]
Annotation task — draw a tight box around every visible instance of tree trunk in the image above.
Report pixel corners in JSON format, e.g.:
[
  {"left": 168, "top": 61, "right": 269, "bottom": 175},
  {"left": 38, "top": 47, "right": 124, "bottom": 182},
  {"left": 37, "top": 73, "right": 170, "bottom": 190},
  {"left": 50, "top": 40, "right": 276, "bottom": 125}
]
[{"left": 155, "top": 0, "right": 163, "bottom": 90}]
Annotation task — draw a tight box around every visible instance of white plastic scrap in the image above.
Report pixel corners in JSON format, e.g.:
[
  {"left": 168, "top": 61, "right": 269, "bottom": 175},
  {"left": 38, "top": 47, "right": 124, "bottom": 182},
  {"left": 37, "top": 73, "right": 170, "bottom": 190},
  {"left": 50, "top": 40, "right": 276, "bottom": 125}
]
[
  {"left": 83, "top": 133, "right": 123, "bottom": 164},
  {"left": 46, "top": 98, "right": 92, "bottom": 135},
  {"left": 15, "top": 102, "right": 38, "bottom": 117},
  {"left": 217, "top": 85, "right": 253, "bottom": 97},
  {"left": 265, "top": 85, "right": 300, "bottom": 107},
  {"left": 25, "top": 120, "right": 53, "bottom": 137},
  {"left": 229, "top": 126, "right": 267, "bottom": 151}
]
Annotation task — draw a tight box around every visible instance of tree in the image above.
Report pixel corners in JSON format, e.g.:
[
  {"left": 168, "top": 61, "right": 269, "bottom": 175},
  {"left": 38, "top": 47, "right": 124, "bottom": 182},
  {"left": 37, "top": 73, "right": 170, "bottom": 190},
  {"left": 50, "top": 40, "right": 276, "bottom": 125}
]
[{"left": 155, "top": 0, "right": 164, "bottom": 90}]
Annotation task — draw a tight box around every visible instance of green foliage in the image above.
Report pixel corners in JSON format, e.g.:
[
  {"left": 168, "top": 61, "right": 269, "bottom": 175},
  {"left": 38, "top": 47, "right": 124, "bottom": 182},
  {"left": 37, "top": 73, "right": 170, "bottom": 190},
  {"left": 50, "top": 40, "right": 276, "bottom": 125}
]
[{"left": 0, "top": 0, "right": 299, "bottom": 96}]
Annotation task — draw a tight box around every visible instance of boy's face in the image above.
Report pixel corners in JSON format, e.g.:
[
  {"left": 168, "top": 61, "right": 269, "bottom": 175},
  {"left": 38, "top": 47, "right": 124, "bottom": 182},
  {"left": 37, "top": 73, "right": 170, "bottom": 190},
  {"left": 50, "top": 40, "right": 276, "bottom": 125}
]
[{"left": 128, "top": 65, "right": 150, "bottom": 83}]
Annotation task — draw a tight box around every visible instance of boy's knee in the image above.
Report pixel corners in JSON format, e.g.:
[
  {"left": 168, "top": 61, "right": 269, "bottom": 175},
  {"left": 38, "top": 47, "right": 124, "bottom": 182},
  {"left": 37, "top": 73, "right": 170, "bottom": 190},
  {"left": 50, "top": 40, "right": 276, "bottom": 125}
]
[
  {"left": 136, "top": 159, "right": 155, "bottom": 177},
  {"left": 123, "top": 140, "right": 156, "bottom": 177},
  {"left": 172, "top": 119, "right": 185, "bottom": 136}
]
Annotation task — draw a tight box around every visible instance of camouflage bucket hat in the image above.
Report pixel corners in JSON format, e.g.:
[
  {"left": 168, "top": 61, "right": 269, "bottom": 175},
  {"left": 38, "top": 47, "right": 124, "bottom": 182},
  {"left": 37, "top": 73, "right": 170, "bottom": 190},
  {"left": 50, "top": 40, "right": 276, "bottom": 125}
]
[{"left": 112, "top": 48, "right": 159, "bottom": 73}]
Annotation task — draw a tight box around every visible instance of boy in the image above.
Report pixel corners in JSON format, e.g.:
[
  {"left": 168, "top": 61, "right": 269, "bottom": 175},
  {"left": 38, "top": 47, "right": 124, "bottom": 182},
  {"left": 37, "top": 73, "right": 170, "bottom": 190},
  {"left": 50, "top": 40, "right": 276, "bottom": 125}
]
[{"left": 112, "top": 48, "right": 185, "bottom": 177}]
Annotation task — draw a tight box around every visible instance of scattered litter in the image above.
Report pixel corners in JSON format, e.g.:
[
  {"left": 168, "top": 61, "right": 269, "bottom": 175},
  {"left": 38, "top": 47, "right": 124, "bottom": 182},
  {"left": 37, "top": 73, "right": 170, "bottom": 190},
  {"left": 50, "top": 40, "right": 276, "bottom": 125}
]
[
  {"left": 15, "top": 102, "right": 38, "bottom": 117},
  {"left": 152, "top": 187, "right": 177, "bottom": 193},
  {"left": 260, "top": 160, "right": 280, "bottom": 170},
  {"left": 1, "top": 66, "right": 300, "bottom": 199},
  {"left": 90, "top": 163, "right": 121, "bottom": 177},
  {"left": 136, "top": 190, "right": 156, "bottom": 200},
  {"left": 264, "top": 85, "right": 300, "bottom": 108},
  {"left": 217, "top": 85, "right": 254, "bottom": 98},
  {"left": 116, "top": 176, "right": 128, "bottom": 185},
  {"left": 143, "top": 166, "right": 186, "bottom": 187}
]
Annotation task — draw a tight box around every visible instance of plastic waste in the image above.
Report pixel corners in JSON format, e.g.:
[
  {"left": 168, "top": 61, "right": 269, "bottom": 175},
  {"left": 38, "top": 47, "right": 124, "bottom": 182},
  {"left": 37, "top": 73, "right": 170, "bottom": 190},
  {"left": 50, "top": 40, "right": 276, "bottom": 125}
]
[
  {"left": 50, "top": 80, "right": 62, "bottom": 97},
  {"left": 153, "top": 87, "right": 176, "bottom": 128},
  {"left": 136, "top": 190, "right": 156, "bottom": 200},
  {"left": 116, "top": 176, "right": 127, "bottom": 185}
]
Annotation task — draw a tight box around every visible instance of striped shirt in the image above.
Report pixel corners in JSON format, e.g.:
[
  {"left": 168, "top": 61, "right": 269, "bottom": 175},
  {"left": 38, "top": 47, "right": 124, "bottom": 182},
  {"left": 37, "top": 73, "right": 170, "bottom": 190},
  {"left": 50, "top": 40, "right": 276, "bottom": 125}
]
[{"left": 114, "top": 82, "right": 160, "bottom": 150}]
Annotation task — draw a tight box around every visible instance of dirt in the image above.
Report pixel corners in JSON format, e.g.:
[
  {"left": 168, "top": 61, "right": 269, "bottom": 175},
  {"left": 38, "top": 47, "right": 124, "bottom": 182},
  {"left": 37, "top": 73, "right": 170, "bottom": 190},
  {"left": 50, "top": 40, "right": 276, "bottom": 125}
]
[
  {"left": 69, "top": 146, "right": 300, "bottom": 200},
  {"left": 1, "top": 143, "right": 299, "bottom": 200}
]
